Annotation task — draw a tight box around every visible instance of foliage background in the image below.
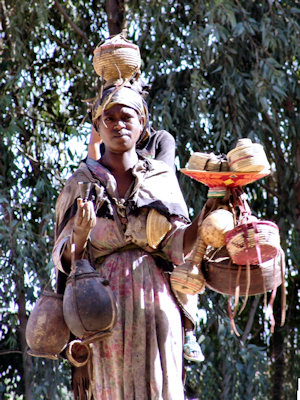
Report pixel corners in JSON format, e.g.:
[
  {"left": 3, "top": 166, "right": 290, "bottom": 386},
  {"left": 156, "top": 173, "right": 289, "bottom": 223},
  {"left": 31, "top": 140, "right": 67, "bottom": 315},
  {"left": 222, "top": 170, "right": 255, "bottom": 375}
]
[{"left": 0, "top": 0, "right": 299, "bottom": 399}]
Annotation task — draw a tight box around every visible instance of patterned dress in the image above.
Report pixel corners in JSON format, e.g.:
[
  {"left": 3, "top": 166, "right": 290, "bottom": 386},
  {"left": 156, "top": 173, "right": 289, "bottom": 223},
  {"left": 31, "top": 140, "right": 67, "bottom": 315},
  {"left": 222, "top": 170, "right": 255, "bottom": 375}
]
[{"left": 53, "top": 158, "right": 193, "bottom": 400}]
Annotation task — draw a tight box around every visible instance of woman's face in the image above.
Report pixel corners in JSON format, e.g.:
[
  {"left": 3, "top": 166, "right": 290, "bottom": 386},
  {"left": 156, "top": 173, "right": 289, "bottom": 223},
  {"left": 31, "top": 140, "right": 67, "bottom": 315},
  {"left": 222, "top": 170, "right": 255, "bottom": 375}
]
[{"left": 98, "top": 104, "right": 144, "bottom": 153}]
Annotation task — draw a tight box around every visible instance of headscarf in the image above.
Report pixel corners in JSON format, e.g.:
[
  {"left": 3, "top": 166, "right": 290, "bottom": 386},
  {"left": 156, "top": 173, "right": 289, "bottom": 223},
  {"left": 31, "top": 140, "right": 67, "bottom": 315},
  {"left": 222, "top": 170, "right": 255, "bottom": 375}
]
[{"left": 92, "top": 86, "right": 150, "bottom": 147}]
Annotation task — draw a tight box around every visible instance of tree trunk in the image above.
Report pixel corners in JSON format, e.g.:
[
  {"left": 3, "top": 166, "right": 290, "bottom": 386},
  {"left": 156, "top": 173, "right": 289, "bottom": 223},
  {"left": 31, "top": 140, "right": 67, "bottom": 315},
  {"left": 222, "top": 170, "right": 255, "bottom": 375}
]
[
  {"left": 17, "top": 283, "right": 33, "bottom": 400},
  {"left": 105, "top": 0, "right": 128, "bottom": 36},
  {"left": 271, "top": 288, "right": 285, "bottom": 400},
  {"left": 294, "top": 141, "right": 300, "bottom": 231}
]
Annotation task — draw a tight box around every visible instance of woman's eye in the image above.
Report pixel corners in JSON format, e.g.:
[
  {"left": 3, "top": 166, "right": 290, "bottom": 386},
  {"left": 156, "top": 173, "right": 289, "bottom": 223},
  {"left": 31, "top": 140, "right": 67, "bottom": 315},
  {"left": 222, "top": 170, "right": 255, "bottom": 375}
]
[{"left": 123, "top": 115, "right": 134, "bottom": 121}]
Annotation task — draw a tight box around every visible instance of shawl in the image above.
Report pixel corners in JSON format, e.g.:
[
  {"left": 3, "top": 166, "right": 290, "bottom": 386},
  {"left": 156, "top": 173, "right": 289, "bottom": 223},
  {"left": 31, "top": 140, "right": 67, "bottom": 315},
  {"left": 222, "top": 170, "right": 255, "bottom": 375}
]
[{"left": 55, "top": 157, "right": 189, "bottom": 238}]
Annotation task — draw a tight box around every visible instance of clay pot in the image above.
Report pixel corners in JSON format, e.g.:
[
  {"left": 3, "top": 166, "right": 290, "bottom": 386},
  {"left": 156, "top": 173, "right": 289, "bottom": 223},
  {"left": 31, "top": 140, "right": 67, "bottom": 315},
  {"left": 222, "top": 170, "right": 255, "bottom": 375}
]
[
  {"left": 202, "top": 247, "right": 283, "bottom": 296},
  {"left": 26, "top": 291, "right": 70, "bottom": 359},
  {"left": 63, "top": 259, "right": 117, "bottom": 344},
  {"left": 66, "top": 340, "right": 90, "bottom": 367}
]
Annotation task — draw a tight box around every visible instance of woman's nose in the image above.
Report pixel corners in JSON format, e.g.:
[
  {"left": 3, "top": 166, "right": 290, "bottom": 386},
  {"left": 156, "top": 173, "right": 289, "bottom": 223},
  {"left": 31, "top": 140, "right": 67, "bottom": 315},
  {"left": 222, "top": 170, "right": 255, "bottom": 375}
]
[{"left": 114, "top": 120, "right": 126, "bottom": 130}]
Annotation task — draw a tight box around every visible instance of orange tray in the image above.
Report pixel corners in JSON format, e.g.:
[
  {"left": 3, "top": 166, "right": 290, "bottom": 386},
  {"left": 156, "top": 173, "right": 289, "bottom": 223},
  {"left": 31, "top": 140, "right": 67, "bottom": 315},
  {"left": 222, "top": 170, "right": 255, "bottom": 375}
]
[{"left": 180, "top": 169, "right": 270, "bottom": 188}]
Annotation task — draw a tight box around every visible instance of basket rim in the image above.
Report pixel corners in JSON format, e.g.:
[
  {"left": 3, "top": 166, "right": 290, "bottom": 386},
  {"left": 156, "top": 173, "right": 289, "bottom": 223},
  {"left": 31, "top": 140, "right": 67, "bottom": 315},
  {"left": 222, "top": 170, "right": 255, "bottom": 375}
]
[
  {"left": 226, "top": 220, "right": 279, "bottom": 235},
  {"left": 227, "top": 142, "right": 264, "bottom": 157},
  {"left": 94, "top": 43, "right": 139, "bottom": 54}
]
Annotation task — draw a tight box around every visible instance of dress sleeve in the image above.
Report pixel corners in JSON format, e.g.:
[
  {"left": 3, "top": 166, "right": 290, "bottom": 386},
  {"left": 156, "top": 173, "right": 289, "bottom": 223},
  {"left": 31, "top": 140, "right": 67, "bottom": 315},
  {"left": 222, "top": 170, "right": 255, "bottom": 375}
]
[
  {"left": 154, "top": 130, "right": 176, "bottom": 170},
  {"left": 160, "top": 217, "right": 189, "bottom": 265},
  {"left": 52, "top": 219, "right": 74, "bottom": 274},
  {"left": 145, "top": 130, "right": 176, "bottom": 170}
]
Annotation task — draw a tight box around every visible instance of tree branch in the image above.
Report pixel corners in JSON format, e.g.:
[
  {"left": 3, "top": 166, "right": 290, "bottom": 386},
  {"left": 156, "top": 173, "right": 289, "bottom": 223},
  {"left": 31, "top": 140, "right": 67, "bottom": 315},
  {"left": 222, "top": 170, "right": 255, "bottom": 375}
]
[
  {"left": 54, "top": 0, "right": 93, "bottom": 53},
  {"left": 0, "top": 350, "right": 23, "bottom": 356},
  {"left": 241, "top": 295, "right": 261, "bottom": 343}
]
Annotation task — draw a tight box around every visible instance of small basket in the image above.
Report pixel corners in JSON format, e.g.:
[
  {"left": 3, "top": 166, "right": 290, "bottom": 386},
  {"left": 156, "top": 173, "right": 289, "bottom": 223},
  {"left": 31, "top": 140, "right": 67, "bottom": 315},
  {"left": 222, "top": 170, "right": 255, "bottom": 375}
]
[
  {"left": 93, "top": 34, "right": 141, "bottom": 85},
  {"left": 170, "top": 238, "right": 207, "bottom": 295},
  {"left": 225, "top": 220, "right": 280, "bottom": 265},
  {"left": 227, "top": 139, "right": 270, "bottom": 172},
  {"left": 170, "top": 262, "right": 205, "bottom": 295},
  {"left": 187, "top": 152, "right": 229, "bottom": 172},
  {"left": 146, "top": 209, "right": 172, "bottom": 249}
]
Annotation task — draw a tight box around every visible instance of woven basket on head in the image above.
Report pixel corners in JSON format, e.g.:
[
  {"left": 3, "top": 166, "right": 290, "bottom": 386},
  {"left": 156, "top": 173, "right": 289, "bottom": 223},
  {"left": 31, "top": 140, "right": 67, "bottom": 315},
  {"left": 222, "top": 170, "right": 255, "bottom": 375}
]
[
  {"left": 227, "top": 138, "right": 270, "bottom": 172},
  {"left": 225, "top": 219, "right": 280, "bottom": 265},
  {"left": 93, "top": 34, "right": 141, "bottom": 86},
  {"left": 187, "top": 152, "right": 229, "bottom": 172}
]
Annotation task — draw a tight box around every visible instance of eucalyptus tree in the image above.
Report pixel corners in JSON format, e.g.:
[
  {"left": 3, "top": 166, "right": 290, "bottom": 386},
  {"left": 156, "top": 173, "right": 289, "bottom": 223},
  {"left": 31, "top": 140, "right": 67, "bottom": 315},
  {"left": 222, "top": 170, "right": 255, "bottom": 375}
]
[{"left": 0, "top": 0, "right": 299, "bottom": 399}]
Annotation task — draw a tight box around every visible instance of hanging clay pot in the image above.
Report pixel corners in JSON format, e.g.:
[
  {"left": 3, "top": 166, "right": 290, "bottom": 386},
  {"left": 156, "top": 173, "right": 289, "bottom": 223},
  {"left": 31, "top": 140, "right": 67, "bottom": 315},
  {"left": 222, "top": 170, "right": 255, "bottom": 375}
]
[
  {"left": 202, "top": 246, "right": 283, "bottom": 296},
  {"left": 63, "top": 259, "right": 117, "bottom": 345},
  {"left": 26, "top": 290, "right": 70, "bottom": 360}
]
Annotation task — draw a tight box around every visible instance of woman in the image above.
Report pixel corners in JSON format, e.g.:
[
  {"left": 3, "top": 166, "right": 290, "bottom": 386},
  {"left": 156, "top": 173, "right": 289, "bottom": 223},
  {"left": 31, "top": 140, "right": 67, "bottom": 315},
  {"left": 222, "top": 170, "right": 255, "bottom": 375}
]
[
  {"left": 53, "top": 86, "right": 202, "bottom": 399},
  {"left": 87, "top": 89, "right": 204, "bottom": 363}
]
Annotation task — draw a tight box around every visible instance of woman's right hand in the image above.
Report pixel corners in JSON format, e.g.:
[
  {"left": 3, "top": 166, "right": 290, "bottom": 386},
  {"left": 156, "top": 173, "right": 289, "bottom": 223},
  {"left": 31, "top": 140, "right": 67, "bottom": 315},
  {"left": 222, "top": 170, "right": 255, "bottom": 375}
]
[
  {"left": 72, "top": 198, "right": 96, "bottom": 259},
  {"left": 74, "top": 198, "right": 96, "bottom": 232}
]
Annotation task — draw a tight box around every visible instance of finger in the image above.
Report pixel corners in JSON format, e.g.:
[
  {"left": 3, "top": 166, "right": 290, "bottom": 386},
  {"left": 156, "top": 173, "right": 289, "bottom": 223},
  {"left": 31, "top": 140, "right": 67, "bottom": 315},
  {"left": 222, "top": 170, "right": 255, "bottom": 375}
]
[
  {"left": 77, "top": 197, "right": 83, "bottom": 208},
  {"left": 75, "top": 198, "right": 85, "bottom": 224},
  {"left": 83, "top": 202, "right": 91, "bottom": 222}
]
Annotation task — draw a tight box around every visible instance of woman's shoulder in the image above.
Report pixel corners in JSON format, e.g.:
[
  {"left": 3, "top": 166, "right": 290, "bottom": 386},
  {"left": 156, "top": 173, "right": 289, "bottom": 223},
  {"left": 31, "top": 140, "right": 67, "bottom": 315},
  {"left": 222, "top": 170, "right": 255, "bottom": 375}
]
[
  {"left": 56, "top": 163, "right": 92, "bottom": 202},
  {"left": 146, "top": 158, "right": 175, "bottom": 174},
  {"left": 64, "top": 162, "right": 94, "bottom": 186}
]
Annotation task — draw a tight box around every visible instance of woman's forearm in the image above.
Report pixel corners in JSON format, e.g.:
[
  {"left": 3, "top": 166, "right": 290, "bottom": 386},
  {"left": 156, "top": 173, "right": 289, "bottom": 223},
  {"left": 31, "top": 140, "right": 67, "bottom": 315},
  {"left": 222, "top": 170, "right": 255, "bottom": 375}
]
[
  {"left": 183, "top": 214, "right": 201, "bottom": 256},
  {"left": 88, "top": 125, "right": 102, "bottom": 160}
]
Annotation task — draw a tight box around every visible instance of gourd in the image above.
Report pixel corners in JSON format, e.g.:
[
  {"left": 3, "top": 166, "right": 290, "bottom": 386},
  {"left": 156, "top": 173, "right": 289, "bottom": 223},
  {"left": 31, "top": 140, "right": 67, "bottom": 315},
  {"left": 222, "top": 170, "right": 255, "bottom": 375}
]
[{"left": 200, "top": 209, "right": 235, "bottom": 248}]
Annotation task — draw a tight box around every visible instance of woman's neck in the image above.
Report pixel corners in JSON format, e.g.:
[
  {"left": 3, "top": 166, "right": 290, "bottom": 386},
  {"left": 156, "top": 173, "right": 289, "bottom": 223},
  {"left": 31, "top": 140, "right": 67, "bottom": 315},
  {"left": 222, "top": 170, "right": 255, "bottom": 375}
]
[
  {"left": 100, "top": 149, "right": 138, "bottom": 198},
  {"left": 100, "top": 149, "right": 138, "bottom": 173}
]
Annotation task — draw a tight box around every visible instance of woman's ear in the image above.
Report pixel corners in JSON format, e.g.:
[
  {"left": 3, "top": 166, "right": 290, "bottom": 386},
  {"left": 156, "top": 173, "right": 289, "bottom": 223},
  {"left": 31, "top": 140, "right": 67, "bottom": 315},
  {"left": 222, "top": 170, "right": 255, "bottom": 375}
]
[
  {"left": 93, "top": 119, "right": 101, "bottom": 134},
  {"left": 91, "top": 124, "right": 101, "bottom": 138},
  {"left": 139, "top": 115, "right": 146, "bottom": 131}
]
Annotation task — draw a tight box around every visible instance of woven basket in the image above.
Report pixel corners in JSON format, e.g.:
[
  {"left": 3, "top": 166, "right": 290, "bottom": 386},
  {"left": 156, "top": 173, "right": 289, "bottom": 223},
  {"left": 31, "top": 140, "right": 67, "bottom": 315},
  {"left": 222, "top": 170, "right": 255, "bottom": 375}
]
[
  {"left": 170, "top": 237, "right": 207, "bottom": 295},
  {"left": 170, "top": 262, "right": 206, "bottom": 295},
  {"left": 93, "top": 34, "right": 141, "bottom": 85},
  {"left": 187, "top": 152, "right": 229, "bottom": 172},
  {"left": 202, "top": 247, "right": 283, "bottom": 296},
  {"left": 225, "top": 220, "right": 280, "bottom": 265},
  {"left": 227, "top": 139, "right": 270, "bottom": 172},
  {"left": 146, "top": 209, "right": 172, "bottom": 249}
]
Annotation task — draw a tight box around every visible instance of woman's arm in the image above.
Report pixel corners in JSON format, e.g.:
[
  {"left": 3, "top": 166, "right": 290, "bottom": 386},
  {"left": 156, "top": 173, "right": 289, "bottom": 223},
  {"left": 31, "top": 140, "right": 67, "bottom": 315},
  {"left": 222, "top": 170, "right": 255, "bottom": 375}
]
[
  {"left": 183, "top": 198, "right": 217, "bottom": 256},
  {"left": 183, "top": 214, "right": 202, "bottom": 256},
  {"left": 88, "top": 125, "right": 102, "bottom": 160}
]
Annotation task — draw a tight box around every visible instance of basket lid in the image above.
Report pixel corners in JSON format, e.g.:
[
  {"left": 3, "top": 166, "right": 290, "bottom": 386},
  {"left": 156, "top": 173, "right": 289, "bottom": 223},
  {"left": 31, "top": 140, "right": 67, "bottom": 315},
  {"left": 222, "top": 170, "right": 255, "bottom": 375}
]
[{"left": 94, "top": 34, "right": 140, "bottom": 54}]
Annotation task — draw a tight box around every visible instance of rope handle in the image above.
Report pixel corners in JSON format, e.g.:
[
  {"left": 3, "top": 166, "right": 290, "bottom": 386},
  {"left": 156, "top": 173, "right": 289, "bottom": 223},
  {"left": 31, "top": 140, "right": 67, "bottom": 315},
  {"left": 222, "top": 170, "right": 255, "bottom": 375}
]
[{"left": 231, "top": 187, "right": 252, "bottom": 223}]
